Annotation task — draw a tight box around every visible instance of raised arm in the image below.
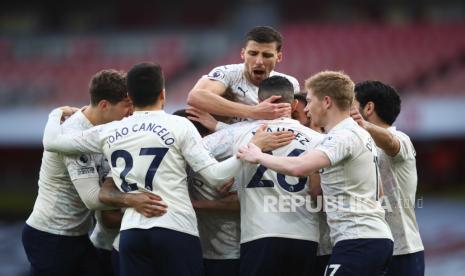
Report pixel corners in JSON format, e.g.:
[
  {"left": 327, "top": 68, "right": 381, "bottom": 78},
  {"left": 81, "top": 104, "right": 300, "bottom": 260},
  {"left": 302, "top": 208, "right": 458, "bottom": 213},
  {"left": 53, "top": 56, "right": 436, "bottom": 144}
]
[
  {"left": 187, "top": 78, "right": 291, "bottom": 120},
  {"left": 237, "top": 143, "right": 330, "bottom": 177},
  {"left": 351, "top": 108, "right": 400, "bottom": 157},
  {"left": 43, "top": 108, "right": 102, "bottom": 154}
]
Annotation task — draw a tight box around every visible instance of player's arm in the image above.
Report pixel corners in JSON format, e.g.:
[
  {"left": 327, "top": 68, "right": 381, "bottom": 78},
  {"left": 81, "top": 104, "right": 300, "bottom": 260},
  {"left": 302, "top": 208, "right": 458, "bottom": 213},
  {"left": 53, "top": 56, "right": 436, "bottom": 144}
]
[
  {"left": 192, "top": 193, "right": 239, "bottom": 212},
  {"left": 351, "top": 107, "right": 400, "bottom": 157},
  {"left": 307, "top": 173, "right": 322, "bottom": 200},
  {"left": 364, "top": 123, "right": 400, "bottom": 157},
  {"left": 64, "top": 154, "right": 116, "bottom": 210},
  {"left": 72, "top": 177, "right": 117, "bottom": 210},
  {"left": 43, "top": 108, "right": 102, "bottom": 154},
  {"left": 99, "top": 178, "right": 167, "bottom": 217},
  {"left": 250, "top": 124, "right": 294, "bottom": 152},
  {"left": 186, "top": 107, "right": 230, "bottom": 132},
  {"left": 100, "top": 210, "right": 123, "bottom": 229},
  {"left": 237, "top": 143, "right": 330, "bottom": 177},
  {"left": 187, "top": 78, "right": 291, "bottom": 120}
]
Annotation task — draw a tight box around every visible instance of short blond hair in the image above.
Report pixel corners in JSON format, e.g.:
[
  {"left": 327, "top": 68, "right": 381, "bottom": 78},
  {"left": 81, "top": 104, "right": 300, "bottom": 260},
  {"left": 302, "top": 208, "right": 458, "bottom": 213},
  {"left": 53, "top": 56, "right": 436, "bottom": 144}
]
[{"left": 305, "top": 71, "right": 355, "bottom": 110}]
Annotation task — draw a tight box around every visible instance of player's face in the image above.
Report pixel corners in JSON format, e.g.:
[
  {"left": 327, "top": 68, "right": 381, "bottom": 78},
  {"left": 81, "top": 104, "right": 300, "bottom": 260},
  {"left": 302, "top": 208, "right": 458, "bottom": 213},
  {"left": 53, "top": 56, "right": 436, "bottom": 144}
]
[
  {"left": 305, "top": 89, "right": 327, "bottom": 128},
  {"left": 241, "top": 40, "right": 282, "bottom": 86},
  {"left": 292, "top": 100, "right": 309, "bottom": 126},
  {"left": 106, "top": 97, "right": 134, "bottom": 122}
]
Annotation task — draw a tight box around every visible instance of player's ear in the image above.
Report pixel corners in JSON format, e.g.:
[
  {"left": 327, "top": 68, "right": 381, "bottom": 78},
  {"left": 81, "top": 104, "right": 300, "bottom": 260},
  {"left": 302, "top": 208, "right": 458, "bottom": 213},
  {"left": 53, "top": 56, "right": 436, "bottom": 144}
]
[
  {"left": 97, "top": 99, "right": 109, "bottom": 110},
  {"left": 323, "top": 96, "right": 332, "bottom": 109},
  {"left": 240, "top": 48, "right": 245, "bottom": 60},
  {"left": 364, "top": 101, "right": 375, "bottom": 117},
  {"left": 291, "top": 99, "right": 298, "bottom": 112},
  {"left": 276, "top": 52, "right": 283, "bottom": 63},
  {"left": 159, "top": 89, "right": 166, "bottom": 101}
]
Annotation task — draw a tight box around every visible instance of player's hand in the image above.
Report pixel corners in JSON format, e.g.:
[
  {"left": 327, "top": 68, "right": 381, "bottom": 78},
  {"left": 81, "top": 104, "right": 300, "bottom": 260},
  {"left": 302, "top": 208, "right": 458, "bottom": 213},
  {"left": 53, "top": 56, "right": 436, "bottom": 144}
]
[
  {"left": 186, "top": 107, "right": 218, "bottom": 132},
  {"left": 251, "top": 95, "right": 291, "bottom": 120},
  {"left": 350, "top": 106, "right": 368, "bottom": 129},
  {"left": 216, "top": 179, "right": 234, "bottom": 196},
  {"left": 237, "top": 143, "right": 262, "bottom": 164},
  {"left": 251, "top": 124, "right": 295, "bottom": 152},
  {"left": 58, "top": 106, "right": 79, "bottom": 123},
  {"left": 126, "top": 192, "right": 168, "bottom": 218}
]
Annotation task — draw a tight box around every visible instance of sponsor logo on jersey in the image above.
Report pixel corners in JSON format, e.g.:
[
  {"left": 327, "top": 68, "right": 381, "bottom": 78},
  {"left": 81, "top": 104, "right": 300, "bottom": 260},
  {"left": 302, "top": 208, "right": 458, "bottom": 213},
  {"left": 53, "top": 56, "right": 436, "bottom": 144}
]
[{"left": 237, "top": 86, "right": 247, "bottom": 97}]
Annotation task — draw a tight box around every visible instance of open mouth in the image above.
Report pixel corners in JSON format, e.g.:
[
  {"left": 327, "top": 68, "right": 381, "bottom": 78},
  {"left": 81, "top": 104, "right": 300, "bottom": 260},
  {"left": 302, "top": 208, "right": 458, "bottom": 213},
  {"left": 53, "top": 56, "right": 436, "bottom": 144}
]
[{"left": 252, "top": 69, "right": 266, "bottom": 77}]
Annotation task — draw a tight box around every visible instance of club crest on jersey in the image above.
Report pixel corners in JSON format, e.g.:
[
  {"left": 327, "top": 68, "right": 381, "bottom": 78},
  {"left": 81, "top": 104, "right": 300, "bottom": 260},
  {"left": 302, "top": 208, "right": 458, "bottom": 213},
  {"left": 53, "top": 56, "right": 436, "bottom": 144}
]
[{"left": 210, "top": 69, "right": 225, "bottom": 80}]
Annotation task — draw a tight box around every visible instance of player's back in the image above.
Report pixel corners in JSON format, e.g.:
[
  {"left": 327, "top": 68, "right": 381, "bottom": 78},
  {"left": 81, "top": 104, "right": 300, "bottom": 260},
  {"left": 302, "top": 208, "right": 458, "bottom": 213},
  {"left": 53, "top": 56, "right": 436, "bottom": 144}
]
[
  {"left": 316, "top": 117, "right": 392, "bottom": 244},
  {"left": 99, "top": 110, "right": 214, "bottom": 236},
  {"left": 232, "top": 118, "right": 323, "bottom": 243},
  {"left": 27, "top": 111, "right": 96, "bottom": 236}
]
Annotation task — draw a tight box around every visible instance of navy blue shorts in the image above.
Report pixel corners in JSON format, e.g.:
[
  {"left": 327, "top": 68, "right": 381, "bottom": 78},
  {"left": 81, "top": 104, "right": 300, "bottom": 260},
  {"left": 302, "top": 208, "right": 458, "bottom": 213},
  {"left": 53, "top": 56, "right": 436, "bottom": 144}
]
[
  {"left": 315, "top": 255, "right": 331, "bottom": 276},
  {"left": 22, "top": 223, "right": 102, "bottom": 276},
  {"left": 240, "top": 237, "right": 318, "bottom": 276},
  {"left": 325, "top": 238, "right": 393, "bottom": 276},
  {"left": 119, "top": 227, "right": 204, "bottom": 276},
  {"left": 204, "top": 258, "right": 239, "bottom": 276},
  {"left": 386, "top": 251, "right": 424, "bottom": 276},
  {"left": 96, "top": 248, "right": 115, "bottom": 276}
]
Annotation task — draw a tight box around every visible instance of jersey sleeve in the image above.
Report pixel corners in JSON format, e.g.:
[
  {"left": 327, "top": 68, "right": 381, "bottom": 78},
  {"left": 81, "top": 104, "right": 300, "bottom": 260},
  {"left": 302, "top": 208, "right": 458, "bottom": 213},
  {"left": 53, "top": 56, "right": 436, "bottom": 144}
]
[
  {"left": 202, "top": 126, "right": 236, "bottom": 160},
  {"left": 43, "top": 108, "right": 104, "bottom": 154},
  {"left": 205, "top": 65, "right": 232, "bottom": 87},
  {"left": 315, "top": 131, "right": 353, "bottom": 166},
  {"left": 180, "top": 119, "right": 218, "bottom": 172},
  {"left": 64, "top": 154, "right": 100, "bottom": 181},
  {"left": 392, "top": 130, "right": 416, "bottom": 162}
]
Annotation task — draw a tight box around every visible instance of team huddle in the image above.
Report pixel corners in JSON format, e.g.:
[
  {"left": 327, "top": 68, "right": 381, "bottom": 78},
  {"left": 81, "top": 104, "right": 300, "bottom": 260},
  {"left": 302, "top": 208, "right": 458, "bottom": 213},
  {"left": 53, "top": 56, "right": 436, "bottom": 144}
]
[{"left": 22, "top": 26, "right": 424, "bottom": 276}]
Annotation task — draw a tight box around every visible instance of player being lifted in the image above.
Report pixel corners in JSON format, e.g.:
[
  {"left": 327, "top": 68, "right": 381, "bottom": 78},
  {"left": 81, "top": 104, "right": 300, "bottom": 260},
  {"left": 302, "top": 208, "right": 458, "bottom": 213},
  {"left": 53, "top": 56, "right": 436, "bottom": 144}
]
[
  {"left": 352, "top": 81, "right": 424, "bottom": 276},
  {"left": 42, "top": 63, "right": 244, "bottom": 276},
  {"left": 237, "top": 71, "right": 394, "bottom": 276},
  {"left": 187, "top": 26, "right": 299, "bottom": 122}
]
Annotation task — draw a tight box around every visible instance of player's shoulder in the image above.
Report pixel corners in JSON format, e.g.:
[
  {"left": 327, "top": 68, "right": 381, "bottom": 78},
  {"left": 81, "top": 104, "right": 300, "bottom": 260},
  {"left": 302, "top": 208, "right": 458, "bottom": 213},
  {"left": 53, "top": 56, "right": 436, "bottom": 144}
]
[
  {"left": 207, "top": 63, "right": 244, "bottom": 79},
  {"left": 388, "top": 127, "right": 411, "bottom": 142},
  {"left": 61, "top": 110, "right": 91, "bottom": 132}
]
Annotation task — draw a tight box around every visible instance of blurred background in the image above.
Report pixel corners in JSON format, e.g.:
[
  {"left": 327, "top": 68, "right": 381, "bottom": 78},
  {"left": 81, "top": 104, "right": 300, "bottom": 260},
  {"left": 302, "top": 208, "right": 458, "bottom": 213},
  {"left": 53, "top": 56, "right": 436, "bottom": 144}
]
[{"left": 1, "top": 0, "right": 465, "bottom": 275}]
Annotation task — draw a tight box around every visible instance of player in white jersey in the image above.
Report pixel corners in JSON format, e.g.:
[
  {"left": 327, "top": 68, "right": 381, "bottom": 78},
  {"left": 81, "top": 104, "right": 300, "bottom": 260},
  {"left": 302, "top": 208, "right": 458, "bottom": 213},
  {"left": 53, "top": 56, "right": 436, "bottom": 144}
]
[
  {"left": 237, "top": 71, "right": 394, "bottom": 276},
  {"left": 41, "top": 63, "right": 244, "bottom": 276},
  {"left": 292, "top": 93, "right": 332, "bottom": 276},
  {"left": 187, "top": 26, "right": 298, "bottom": 123},
  {"left": 22, "top": 69, "right": 157, "bottom": 276},
  {"left": 199, "top": 76, "right": 323, "bottom": 276},
  {"left": 352, "top": 81, "right": 424, "bottom": 276},
  {"left": 170, "top": 109, "right": 242, "bottom": 276}
]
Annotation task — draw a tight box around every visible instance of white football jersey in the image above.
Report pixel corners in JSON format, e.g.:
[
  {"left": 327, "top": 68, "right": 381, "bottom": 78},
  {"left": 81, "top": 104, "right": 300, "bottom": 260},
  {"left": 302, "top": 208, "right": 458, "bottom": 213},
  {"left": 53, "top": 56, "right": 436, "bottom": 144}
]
[
  {"left": 47, "top": 110, "right": 219, "bottom": 237},
  {"left": 205, "top": 63, "right": 300, "bottom": 123},
  {"left": 316, "top": 118, "right": 393, "bottom": 245},
  {"left": 188, "top": 170, "right": 240, "bottom": 259},
  {"left": 378, "top": 127, "right": 424, "bottom": 255},
  {"left": 203, "top": 118, "right": 323, "bottom": 243},
  {"left": 26, "top": 110, "right": 100, "bottom": 236}
]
